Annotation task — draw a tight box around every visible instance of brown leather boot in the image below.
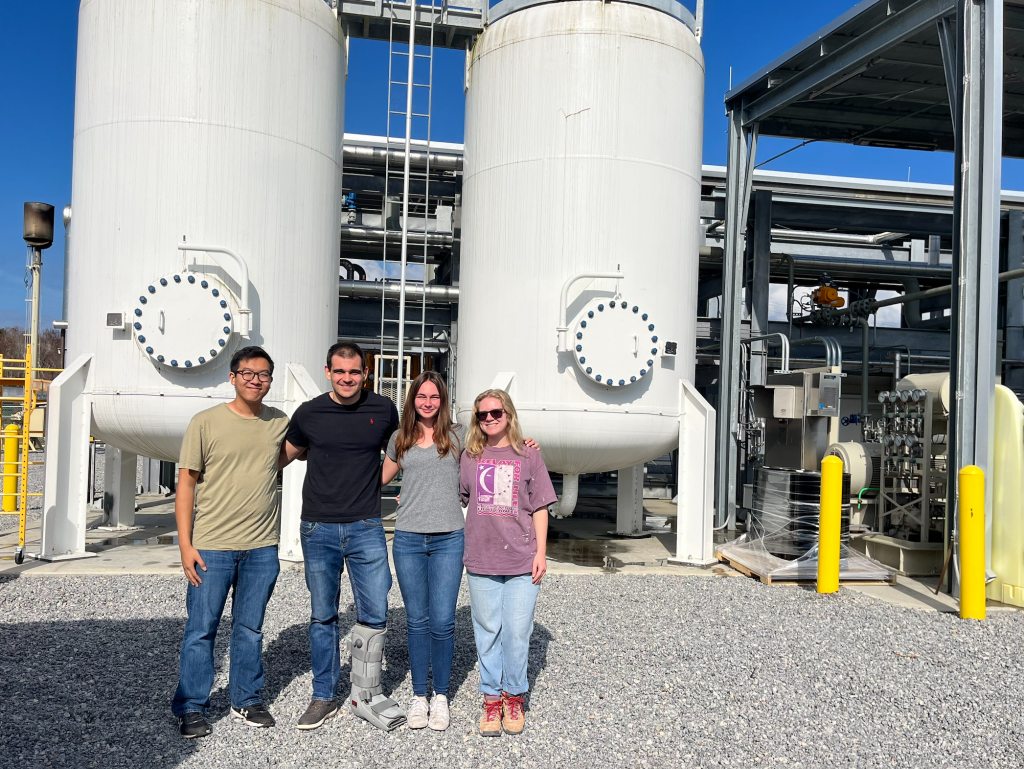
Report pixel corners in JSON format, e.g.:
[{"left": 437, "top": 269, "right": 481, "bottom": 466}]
[
  {"left": 479, "top": 697, "right": 502, "bottom": 737},
  {"left": 501, "top": 692, "right": 525, "bottom": 734}
]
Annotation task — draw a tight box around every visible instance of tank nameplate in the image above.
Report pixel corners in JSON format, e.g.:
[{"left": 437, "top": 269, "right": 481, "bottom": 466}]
[
  {"left": 571, "top": 297, "right": 659, "bottom": 388},
  {"left": 132, "top": 272, "right": 240, "bottom": 373}
]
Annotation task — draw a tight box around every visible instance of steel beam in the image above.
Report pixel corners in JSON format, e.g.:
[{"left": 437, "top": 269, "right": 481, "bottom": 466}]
[
  {"left": 736, "top": 0, "right": 956, "bottom": 127},
  {"left": 749, "top": 190, "right": 772, "bottom": 385}
]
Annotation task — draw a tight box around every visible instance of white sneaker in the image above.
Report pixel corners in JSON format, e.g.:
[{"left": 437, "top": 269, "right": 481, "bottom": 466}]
[
  {"left": 407, "top": 696, "right": 429, "bottom": 729},
  {"left": 428, "top": 694, "right": 450, "bottom": 731}
]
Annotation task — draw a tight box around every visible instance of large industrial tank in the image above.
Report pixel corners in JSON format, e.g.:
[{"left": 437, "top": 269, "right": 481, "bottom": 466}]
[
  {"left": 456, "top": 1, "right": 704, "bottom": 485},
  {"left": 67, "top": 0, "right": 344, "bottom": 460}
]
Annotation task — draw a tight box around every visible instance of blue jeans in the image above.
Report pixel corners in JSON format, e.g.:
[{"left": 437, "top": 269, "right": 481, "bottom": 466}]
[
  {"left": 392, "top": 530, "right": 465, "bottom": 697},
  {"left": 300, "top": 518, "right": 393, "bottom": 702},
  {"left": 172, "top": 546, "right": 280, "bottom": 716},
  {"left": 466, "top": 572, "right": 540, "bottom": 696}
]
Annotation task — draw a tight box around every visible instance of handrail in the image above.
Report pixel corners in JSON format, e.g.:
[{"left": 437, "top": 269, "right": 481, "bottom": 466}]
[{"left": 178, "top": 243, "right": 252, "bottom": 338}]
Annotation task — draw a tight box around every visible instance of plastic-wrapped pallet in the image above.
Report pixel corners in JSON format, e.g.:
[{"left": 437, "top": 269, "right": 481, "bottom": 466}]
[{"left": 719, "top": 466, "right": 894, "bottom": 584}]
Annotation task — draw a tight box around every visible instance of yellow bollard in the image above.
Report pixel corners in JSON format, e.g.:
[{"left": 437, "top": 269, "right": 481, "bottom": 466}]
[
  {"left": 817, "top": 455, "right": 843, "bottom": 594},
  {"left": 958, "top": 465, "right": 986, "bottom": 620},
  {"left": 3, "top": 424, "right": 17, "bottom": 513}
]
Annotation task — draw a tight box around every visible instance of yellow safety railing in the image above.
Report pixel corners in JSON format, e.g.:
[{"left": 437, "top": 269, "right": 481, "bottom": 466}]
[{"left": 0, "top": 345, "right": 63, "bottom": 564}]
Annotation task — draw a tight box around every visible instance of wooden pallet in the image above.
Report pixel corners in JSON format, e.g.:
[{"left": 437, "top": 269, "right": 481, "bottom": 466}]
[{"left": 715, "top": 550, "right": 897, "bottom": 586}]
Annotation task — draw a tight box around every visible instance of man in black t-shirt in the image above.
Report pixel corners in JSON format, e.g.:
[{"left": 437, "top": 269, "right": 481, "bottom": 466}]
[{"left": 283, "top": 342, "right": 406, "bottom": 732}]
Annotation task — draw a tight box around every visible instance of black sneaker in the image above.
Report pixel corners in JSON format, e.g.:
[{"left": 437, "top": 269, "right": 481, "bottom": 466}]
[
  {"left": 231, "top": 702, "right": 275, "bottom": 728},
  {"left": 297, "top": 699, "right": 340, "bottom": 731},
  {"left": 178, "top": 712, "right": 212, "bottom": 739}
]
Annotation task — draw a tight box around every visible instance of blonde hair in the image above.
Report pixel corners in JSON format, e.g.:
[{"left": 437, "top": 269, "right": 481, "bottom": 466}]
[
  {"left": 465, "top": 389, "right": 525, "bottom": 457},
  {"left": 393, "top": 371, "right": 461, "bottom": 466}
]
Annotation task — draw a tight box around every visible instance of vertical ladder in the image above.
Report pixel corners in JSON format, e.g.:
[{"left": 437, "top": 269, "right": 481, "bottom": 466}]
[{"left": 377, "top": 0, "right": 438, "bottom": 408}]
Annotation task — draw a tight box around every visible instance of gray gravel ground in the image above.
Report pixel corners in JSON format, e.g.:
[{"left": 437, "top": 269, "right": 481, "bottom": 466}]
[{"left": 1, "top": 571, "right": 1022, "bottom": 769}]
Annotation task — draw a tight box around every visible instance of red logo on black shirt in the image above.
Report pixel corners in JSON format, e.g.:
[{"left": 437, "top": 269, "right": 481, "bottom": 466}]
[{"left": 370, "top": 418, "right": 374, "bottom": 424}]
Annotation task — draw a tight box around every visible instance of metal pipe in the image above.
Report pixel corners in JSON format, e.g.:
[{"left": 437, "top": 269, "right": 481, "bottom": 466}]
[
  {"left": 742, "top": 333, "right": 789, "bottom": 373},
  {"left": 339, "top": 278, "right": 459, "bottom": 302},
  {"left": 784, "top": 254, "right": 795, "bottom": 338},
  {"left": 860, "top": 319, "right": 871, "bottom": 422},
  {"left": 341, "top": 225, "right": 453, "bottom": 248},
  {"left": 556, "top": 271, "right": 624, "bottom": 352},
  {"left": 770, "top": 229, "right": 907, "bottom": 245},
  {"left": 835, "top": 266, "right": 1024, "bottom": 318},
  {"left": 790, "top": 336, "right": 841, "bottom": 369},
  {"left": 342, "top": 144, "right": 462, "bottom": 172},
  {"left": 395, "top": 0, "right": 417, "bottom": 412},
  {"left": 179, "top": 243, "right": 252, "bottom": 337}
]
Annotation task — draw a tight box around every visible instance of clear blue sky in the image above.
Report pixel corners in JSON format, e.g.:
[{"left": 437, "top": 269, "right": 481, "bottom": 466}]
[{"left": 3, "top": 0, "right": 1023, "bottom": 327}]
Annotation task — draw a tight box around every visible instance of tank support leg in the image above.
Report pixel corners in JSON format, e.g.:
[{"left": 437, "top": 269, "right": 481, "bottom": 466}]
[
  {"left": 279, "top": 363, "right": 322, "bottom": 563},
  {"left": 97, "top": 447, "right": 138, "bottom": 530},
  {"left": 40, "top": 354, "right": 97, "bottom": 561},
  {"left": 670, "top": 379, "right": 718, "bottom": 566},
  {"left": 613, "top": 464, "right": 647, "bottom": 537}
]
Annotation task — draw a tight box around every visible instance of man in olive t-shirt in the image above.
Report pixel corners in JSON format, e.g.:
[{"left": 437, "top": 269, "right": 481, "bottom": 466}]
[{"left": 171, "top": 346, "right": 292, "bottom": 739}]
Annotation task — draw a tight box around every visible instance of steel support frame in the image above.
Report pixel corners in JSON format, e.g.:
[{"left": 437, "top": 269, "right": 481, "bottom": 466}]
[
  {"left": 947, "top": 0, "right": 1003, "bottom": 584},
  {"left": 715, "top": 111, "right": 758, "bottom": 529},
  {"left": 740, "top": 0, "right": 957, "bottom": 126}
]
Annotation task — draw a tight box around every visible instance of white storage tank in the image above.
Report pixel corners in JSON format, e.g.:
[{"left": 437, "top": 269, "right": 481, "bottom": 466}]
[
  {"left": 456, "top": 0, "right": 705, "bottom": 516},
  {"left": 65, "top": 0, "right": 344, "bottom": 459},
  {"left": 42, "top": 0, "right": 343, "bottom": 559}
]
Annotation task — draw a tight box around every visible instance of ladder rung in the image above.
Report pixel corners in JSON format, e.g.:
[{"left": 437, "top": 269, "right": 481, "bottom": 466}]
[{"left": 414, "top": 54, "right": 432, "bottom": 59}]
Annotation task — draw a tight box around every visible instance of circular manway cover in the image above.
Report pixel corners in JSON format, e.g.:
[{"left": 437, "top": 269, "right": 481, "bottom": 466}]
[
  {"left": 131, "top": 272, "right": 240, "bottom": 372},
  {"left": 572, "top": 297, "right": 660, "bottom": 387}
]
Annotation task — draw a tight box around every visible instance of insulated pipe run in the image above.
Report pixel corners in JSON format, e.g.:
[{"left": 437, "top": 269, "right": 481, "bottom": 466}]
[
  {"left": 558, "top": 473, "right": 579, "bottom": 516},
  {"left": 342, "top": 144, "right": 463, "bottom": 172},
  {"left": 556, "top": 271, "right": 624, "bottom": 352},
  {"left": 338, "top": 279, "right": 459, "bottom": 302},
  {"left": 179, "top": 243, "right": 252, "bottom": 337}
]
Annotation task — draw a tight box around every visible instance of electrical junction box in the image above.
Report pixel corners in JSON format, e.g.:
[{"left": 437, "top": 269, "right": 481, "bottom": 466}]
[
  {"left": 106, "top": 312, "right": 126, "bottom": 330},
  {"left": 772, "top": 385, "right": 797, "bottom": 418},
  {"left": 810, "top": 373, "right": 841, "bottom": 418}
]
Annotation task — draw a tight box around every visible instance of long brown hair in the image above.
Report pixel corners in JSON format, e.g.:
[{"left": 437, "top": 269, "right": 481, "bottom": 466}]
[
  {"left": 465, "top": 389, "right": 525, "bottom": 457},
  {"left": 392, "top": 371, "right": 461, "bottom": 466}
]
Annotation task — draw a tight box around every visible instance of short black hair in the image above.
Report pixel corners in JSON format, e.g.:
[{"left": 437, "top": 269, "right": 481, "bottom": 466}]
[
  {"left": 327, "top": 341, "right": 365, "bottom": 369},
  {"left": 231, "top": 345, "right": 275, "bottom": 375}
]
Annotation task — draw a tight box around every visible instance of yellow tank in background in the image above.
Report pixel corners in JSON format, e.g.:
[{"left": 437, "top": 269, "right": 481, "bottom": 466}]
[{"left": 988, "top": 385, "right": 1024, "bottom": 606}]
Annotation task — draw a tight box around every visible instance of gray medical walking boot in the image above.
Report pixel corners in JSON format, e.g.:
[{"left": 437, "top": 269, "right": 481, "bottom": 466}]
[{"left": 346, "top": 624, "right": 407, "bottom": 731}]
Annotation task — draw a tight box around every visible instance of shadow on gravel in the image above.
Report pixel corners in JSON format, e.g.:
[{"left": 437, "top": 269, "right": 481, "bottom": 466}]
[
  {"left": 0, "top": 617, "right": 198, "bottom": 769},
  {"left": 384, "top": 605, "right": 554, "bottom": 706}
]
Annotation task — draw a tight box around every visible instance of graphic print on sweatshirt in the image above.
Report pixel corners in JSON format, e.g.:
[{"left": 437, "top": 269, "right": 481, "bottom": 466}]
[{"left": 475, "top": 458, "right": 522, "bottom": 517}]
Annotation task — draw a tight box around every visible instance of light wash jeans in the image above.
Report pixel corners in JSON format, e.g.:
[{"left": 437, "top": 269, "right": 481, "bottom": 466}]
[
  {"left": 393, "top": 529, "right": 465, "bottom": 697},
  {"left": 466, "top": 572, "right": 539, "bottom": 696},
  {"left": 172, "top": 545, "right": 280, "bottom": 716},
  {"left": 300, "top": 518, "right": 393, "bottom": 702}
]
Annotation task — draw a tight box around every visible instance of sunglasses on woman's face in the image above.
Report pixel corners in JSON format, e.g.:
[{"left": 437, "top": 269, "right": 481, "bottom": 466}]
[{"left": 475, "top": 408, "right": 505, "bottom": 422}]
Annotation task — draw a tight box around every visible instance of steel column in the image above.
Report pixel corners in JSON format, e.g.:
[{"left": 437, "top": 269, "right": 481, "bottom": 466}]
[
  {"left": 715, "top": 111, "right": 758, "bottom": 529},
  {"left": 749, "top": 190, "right": 772, "bottom": 386},
  {"left": 948, "top": 0, "right": 1002, "bottom": 582},
  {"left": 1006, "top": 211, "right": 1024, "bottom": 392}
]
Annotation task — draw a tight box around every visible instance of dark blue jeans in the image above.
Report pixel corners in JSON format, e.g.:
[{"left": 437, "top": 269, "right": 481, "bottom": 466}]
[
  {"left": 172, "top": 546, "right": 280, "bottom": 716},
  {"left": 392, "top": 529, "right": 465, "bottom": 697},
  {"left": 300, "top": 518, "right": 393, "bottom": 702}
]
